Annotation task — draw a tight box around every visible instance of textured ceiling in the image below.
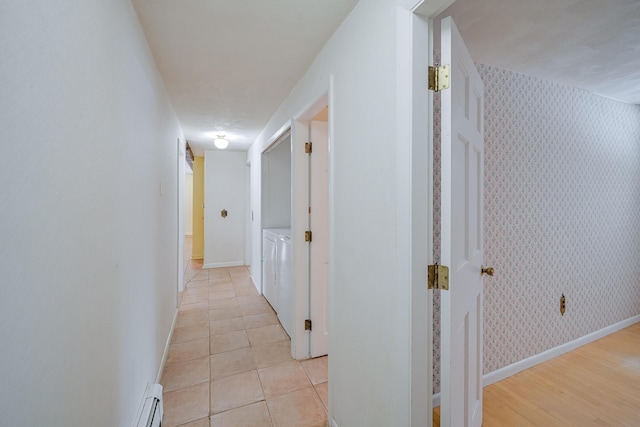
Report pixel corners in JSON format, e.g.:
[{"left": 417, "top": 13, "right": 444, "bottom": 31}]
[
  {"left": 132, "top": 0, "right": 358, "bottom": 154},
  {"left": 439, "top": 0, "right": 640, "bottom": 105},
  {"left": 133, "top": 0, "right": 640, "bottom": 155}
]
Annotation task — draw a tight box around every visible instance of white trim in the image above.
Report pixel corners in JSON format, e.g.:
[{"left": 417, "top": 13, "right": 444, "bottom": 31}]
[
  {"left": 156, "top": 308, "right": 179, "bottom": 384},
  {"left": 202, "top": 261, "right": 246, "bottom": 269},
  {"left": 483, "top": 315, "right": 640, "bottom": 387},
  {"left": 250, "top": 273, "right": 260, "bottom": 294},
  {"left": 291, "top": 90, "right": 329, "bottom": 362},
  {"left": 398, "top": 0, "right": 427, "bottom": 12},
  {"left": 263, "top": 120, "right": 293, "bottom": 154},
  {"left": 413, "top": 0, "right": 456, "bottom": 17},
  {"left": 293, "top": 92, "right": 329, "bottom": 122},
  {"left": 432, "top": 392, "right": 441, "bottom": 408},
  {"left": 177, "top": 138, "right": 185, "bottom": 294},
  {"left": 291, "top": 118, "right": 311, "bottom": 361},
  {"left": 398, "top": 7, "right": 434, "bottom": 426}
]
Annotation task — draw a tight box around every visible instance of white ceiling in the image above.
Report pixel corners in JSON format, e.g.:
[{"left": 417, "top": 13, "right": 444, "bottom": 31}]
[
  {"left": 133, "top": 0, "right": 640, "bottom": 155},
  {"left": 439, "top": 0, "right": 640, "bottom": 106},
  {"left": 131, "top": 0, "right": 358, "bottom": 154}
]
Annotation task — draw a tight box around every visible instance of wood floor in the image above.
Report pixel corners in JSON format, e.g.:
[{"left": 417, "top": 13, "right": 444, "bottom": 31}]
[{"left": 434, "top": 322, "right": 640, "bottom": 426}]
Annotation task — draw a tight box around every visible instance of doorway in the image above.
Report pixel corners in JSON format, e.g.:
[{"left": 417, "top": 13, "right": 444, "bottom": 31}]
[
  {"left": 183, "top": 158, "right": 194, "bottom": 279},
  {"left": 291, "top": 93, "right": 331, "bottom": 361},
  {"left": 260, "top": 130, "right": 293, "bottom": 335},
  {"left": 308, "top": 110, "right": 329, "bottom": 358},
  {"left": 410, "top": 1, "right": 487, "bottom": 425}
]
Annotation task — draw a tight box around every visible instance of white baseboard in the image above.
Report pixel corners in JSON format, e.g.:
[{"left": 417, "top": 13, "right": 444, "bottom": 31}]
[
  {"left": 483, "top": 314, "right": 640, "bottom": 387},
  {"left": 156, "top": 308, "right": 179, "bottom": 384},
  {"left": 432, "top": 392, "right": 440, "bottom": 408},
  {"left": 250, "top": 274, "right": 261, "bottom": 294},
  {"left": 203, "top": 261, "right": 245, "bottom": 269}
]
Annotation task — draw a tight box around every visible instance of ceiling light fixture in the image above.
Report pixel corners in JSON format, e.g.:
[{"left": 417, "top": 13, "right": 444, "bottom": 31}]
[{"left": 214, "top": 134, "right": 229, "bottom": 149}]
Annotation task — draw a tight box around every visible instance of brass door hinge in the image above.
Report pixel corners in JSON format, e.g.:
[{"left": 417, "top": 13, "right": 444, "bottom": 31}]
[
  {"left": 428, "top": 65, "right": 450, "bottom": 92},
  {"left": 305, "top": 319, "right": 312, "bottom": 331},
  {"left": 305, "top": 142, "right": 313, "bottom": 154},
  {"left": 428, "top": 263, "right": 449, "bottom": 290},
  {"left": 305, "top": 231, "right": 312, "bottom": 242}
]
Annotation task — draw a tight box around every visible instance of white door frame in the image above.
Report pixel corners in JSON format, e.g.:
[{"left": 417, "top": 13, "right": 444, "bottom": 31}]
[
  {"left": 399, "top": 1, "right": 458, "bottom": 426},
  {"left": 177, "top": 137, "right": 186, "bottom": 295},
  {"left": 291, "top": 91, "right": 330, "bottom": 360},
  {"left": 308, "top": 119, "right": 329, "bottom": 358},
  {"left": 398, "top": 9, "right": 433, "bottom": 426},
  {"left": 245, "top": 160, "right": 252, "bottom": 268}
]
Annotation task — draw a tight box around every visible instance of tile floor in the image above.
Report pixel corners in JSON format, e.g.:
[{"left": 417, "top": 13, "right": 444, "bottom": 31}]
[{"left": 161, "top": 258, "right": 328, "bottom": 427}]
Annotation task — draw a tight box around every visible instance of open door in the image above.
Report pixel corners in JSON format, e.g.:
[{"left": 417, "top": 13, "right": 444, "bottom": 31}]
[
  {"left": 309, "top": 120, "right": 329, "bottom": 357},
  {"left": 439, "top": 16, "right": 485, "bottom": 427}
]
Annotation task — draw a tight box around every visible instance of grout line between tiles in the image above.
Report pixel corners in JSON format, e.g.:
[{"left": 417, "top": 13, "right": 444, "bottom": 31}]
[
  {"left": 312, "top": 383, "right": 328, "bottom": 413},
  {"left": 254, "top": 364, "right": 274, "bottom": 423}
]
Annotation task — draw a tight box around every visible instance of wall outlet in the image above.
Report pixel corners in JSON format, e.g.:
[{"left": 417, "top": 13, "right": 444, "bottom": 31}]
[{"left": 560, "top": 294, "right": 566, "bottom": 316}]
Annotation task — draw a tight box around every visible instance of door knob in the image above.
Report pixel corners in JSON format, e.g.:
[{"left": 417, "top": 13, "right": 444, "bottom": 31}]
[{"left": 481, "top": 266, "right": 494, "bottom": 277}]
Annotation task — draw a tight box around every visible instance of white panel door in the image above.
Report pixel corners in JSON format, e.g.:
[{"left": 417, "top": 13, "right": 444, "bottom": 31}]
[
  {"left": 439, "top": 16, "right": 485, "bottom": 427},
  {"left": 309, "top": 120, "right": 329, "bottom": 357}
]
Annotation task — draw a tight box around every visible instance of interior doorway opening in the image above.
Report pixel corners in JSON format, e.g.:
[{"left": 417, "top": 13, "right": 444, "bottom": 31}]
[
  {"left": 260, "top": 130, "right": 293, "bottom": 336},
  {"left": 291, "top": 91, "right": 331, "bottom": 361}
]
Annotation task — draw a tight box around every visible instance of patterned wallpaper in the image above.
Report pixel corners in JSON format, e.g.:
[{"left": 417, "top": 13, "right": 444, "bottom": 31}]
[
  {"left": 432, "top": 85, "right": 442, "bottom": 393},
  {"left": 433, "top": 63, "right": 640, "bottom": 393}
]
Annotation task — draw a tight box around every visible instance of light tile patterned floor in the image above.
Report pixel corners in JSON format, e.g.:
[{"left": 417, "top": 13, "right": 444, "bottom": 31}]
[{"left": 162, "top": 259, "right": 328, "bottom": 427}]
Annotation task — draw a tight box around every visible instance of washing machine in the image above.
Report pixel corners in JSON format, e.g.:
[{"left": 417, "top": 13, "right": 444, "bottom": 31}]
[{"left": 277, "top": 231, "right": 292, "bottom": 337}]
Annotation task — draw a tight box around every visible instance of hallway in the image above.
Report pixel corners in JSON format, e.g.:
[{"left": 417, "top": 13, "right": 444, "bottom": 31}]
[{"left": 160, "top": 259, "right": 328, "bottom": 427}]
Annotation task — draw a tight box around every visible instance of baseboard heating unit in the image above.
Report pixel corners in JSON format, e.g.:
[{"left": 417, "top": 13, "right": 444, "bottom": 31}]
[{"left": 135, "top": 383, "right": 163, "bottom": 427}]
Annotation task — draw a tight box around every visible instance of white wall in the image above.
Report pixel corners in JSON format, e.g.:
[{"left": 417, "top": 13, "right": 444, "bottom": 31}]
[
  {"left": 204, "top": 151, "right": 247, "bottom": 267},
  {"left": 185, "top": 172, "right": 194, "bottom": 235},
  {"left": 261, "top": 134, "right": 292, "bottom": 229},
  {"left": 0, "top": 1, "right": 183, "bottom": 425},
  {"left": 247, "top": 1, "right": 427, "bottom": 425}
]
